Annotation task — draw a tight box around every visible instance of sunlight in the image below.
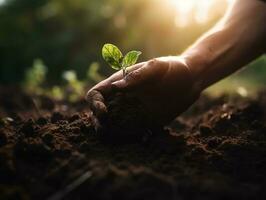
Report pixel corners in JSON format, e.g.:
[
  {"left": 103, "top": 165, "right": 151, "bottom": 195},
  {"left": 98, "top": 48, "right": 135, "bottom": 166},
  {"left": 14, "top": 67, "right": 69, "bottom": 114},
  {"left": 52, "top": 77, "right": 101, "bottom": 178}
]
[
  {"left": 169, "top": 0, "right": 233, "bottom": 27},
  {"left": 0, "top": 0, "right": 5, "bottom": 5},
  {"left": 195, "top": 0, "right": 213, "bottom": 24},
  {"left": 172, "top": 0, "right": 195, "bottom": 27}
]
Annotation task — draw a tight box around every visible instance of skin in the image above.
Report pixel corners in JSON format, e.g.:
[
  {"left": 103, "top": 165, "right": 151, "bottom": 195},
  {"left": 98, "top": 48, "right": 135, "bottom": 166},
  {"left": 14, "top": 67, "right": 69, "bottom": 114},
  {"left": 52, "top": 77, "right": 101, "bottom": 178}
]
[{"left": 86, "top": 0, "right": 266, "bottom": 126}]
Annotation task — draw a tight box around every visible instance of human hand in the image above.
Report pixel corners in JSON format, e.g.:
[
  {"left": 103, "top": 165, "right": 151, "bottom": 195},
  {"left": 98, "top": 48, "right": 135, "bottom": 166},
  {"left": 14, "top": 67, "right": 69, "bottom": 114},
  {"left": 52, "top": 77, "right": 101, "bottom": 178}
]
[{"left": 86, "top": 56, "right": 201, "bottom": 127}]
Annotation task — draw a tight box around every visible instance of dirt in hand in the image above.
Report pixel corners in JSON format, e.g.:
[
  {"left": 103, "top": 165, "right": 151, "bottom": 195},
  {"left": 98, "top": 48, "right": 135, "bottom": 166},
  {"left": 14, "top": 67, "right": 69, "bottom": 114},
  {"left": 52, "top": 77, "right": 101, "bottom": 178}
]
[
  {"left": 95, "top": 92, "right": 156, "bottom": 144},
  {"left": 0, "top": 88, "right": 266, "bottom": 200}
]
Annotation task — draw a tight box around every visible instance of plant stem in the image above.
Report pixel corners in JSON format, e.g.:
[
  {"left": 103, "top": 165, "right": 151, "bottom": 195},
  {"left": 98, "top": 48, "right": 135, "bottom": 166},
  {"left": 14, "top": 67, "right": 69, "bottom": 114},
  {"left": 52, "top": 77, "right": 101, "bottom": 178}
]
[{"left": 122, "top": 68, "right": 126, "bottom": 79}]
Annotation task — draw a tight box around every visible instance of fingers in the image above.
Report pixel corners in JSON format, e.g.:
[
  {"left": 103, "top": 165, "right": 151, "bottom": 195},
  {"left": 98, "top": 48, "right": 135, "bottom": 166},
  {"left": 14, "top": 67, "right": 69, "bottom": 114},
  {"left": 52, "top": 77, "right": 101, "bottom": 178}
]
[
  {"left": 86, "top": 90, "right": 107, "bottom": 119},
  {"left": 85, "top": 78, "right": 114, "bottom": 118},
  {"left": 111, "top": 59, "right": 161, "bottom": 92},
  {"left": 89, "top": 62, "right": 145, "bottom": 94},
  {"left": 107, "top": 61, "right": 145, "bottom": 83},
  {"left": 85, "top": 62, "right": 146, "bottom": 119}
]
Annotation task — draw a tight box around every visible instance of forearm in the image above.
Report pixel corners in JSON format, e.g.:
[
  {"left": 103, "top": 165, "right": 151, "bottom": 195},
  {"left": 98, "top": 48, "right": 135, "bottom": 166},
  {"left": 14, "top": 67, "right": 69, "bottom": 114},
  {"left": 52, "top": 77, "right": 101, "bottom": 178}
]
[{"left": 182, "top": 0, "right": 266, "bottom": 91}]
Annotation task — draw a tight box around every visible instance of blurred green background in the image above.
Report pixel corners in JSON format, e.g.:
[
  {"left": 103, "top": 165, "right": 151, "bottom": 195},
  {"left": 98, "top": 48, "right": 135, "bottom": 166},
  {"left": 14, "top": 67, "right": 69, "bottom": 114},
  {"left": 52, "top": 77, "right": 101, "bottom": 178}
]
[{"left": 0, "top": 0, "right": 265, "bottom": 98}]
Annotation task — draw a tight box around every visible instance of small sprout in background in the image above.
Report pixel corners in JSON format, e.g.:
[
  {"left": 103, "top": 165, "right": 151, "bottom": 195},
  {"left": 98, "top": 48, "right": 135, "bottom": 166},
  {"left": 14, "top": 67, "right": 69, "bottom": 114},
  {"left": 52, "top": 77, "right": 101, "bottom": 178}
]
[
  {"left": 62, "top": 70, "right": 84, "bottom": 102},
  {"left": 87, "top": 62, "right": 105, "bottom": 83},
  {"left": 102, "top": 43, "right": 141, "bottom": 78},
  {"left": 24, "top": 59, "right": 47, "bottom": 94},
  {"left": 63, "top": 70, "right": 77, "bottom": 83},
  {"left": 50, "top": 86, "right": 64, "bottom": 100},
  {"left": 237, "top": 86, "right": 248, "bottom": 97},
  {"left": 23, "top": 58, "right": 106, "bottom": 102}
]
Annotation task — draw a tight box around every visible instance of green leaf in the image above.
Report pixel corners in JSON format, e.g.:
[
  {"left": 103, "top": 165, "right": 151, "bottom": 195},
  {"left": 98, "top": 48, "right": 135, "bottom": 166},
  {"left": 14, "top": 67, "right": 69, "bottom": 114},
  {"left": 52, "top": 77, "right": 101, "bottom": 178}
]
[
  {"left": 122, "top": 50, "right": 142, "bottom": 68},
  {"left": 102, "top": 43, "right": 123, "bottom": 70}
]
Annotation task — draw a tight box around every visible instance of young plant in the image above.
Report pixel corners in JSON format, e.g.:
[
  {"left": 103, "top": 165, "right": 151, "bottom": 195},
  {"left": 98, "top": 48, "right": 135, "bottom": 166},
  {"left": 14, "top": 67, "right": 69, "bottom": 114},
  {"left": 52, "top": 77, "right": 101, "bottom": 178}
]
[{"left": 102, "top": 43, "right": 142, "bottom": 78}]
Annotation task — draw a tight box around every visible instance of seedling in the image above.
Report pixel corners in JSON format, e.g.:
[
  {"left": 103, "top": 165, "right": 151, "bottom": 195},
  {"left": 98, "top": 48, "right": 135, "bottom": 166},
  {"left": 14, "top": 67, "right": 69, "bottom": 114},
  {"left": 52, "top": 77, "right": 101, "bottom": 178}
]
[{"left": 102, "top": 43, "right": 142, "bottom": 78}]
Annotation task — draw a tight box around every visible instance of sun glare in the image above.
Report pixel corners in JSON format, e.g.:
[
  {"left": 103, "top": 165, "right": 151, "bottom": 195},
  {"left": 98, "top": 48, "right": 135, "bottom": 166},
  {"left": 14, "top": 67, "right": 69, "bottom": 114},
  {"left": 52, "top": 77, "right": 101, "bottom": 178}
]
[{"left": 170, "top": 0, "right": 233, "bottom": 27}]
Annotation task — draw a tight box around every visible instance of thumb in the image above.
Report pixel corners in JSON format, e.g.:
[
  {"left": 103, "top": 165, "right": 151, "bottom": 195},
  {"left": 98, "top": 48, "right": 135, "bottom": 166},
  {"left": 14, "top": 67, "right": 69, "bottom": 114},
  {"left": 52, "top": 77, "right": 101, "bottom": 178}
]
[
  {"left": 111, "top": 58, "right": 164, "bottom": 92},
  {"left": 111, "top": 66, "right": 149, "bottom": 92},
  {"left": 111, "top": 79, "right": 128, "bottom": 91}
]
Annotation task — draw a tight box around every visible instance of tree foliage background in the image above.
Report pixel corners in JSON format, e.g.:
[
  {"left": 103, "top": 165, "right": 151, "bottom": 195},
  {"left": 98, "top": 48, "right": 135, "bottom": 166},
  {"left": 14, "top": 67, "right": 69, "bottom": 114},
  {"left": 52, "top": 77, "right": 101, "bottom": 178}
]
[
  {"left": 0, "top": 0, "right": 223, "bottom": 83},
  {"left": 0, "top": 0, "right": 265, "bottom": 95}
]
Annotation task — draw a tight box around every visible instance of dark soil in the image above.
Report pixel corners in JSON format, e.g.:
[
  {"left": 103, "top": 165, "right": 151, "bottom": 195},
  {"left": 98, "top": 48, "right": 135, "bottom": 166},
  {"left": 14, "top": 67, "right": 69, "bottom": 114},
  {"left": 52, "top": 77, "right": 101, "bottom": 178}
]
[
  {"left": 1, "top": 87, "right": 266, "bottom": 200},
  {"left": 95, "top": 92, "right": 155, "bottom": 144}
]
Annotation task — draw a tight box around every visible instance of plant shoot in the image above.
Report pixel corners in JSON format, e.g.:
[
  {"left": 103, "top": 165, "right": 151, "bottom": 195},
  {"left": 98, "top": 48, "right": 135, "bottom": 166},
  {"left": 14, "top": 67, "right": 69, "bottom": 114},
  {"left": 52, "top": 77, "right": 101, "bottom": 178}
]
[{"left": 102, "top": 43, "right": 142, "bottom": 78}]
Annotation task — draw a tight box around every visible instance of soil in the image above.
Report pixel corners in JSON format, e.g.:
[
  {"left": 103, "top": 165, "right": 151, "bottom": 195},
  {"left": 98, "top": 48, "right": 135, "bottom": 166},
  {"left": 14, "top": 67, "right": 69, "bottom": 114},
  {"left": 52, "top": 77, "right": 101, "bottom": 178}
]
[
  {"left": 95, "top": 92, "right": 155, "bottom": 144},
  {"left": 0, "top": 87, "right": 266, "bottom": 200}
]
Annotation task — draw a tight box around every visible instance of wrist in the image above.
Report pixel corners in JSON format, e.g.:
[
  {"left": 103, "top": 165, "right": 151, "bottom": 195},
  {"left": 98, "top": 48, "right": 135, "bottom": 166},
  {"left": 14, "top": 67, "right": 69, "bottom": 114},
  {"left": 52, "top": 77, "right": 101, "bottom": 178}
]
[
  {"left": 157, "top": 55, "right": 205, "bottom": 94},
  {"left": 180, "top": 51, "right": 210, "bottom": 93}
]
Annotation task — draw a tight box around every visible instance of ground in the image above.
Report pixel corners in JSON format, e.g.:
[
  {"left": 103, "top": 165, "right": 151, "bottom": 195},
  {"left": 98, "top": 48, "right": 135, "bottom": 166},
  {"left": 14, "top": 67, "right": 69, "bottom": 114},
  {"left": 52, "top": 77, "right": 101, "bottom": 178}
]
[{"left": 0, "top": 87, "right": 266, "bottom": 200}]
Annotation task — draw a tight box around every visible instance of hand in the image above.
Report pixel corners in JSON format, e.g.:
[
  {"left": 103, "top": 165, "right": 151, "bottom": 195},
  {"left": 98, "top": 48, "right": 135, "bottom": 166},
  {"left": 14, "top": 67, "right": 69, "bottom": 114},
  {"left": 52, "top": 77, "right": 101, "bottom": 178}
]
[{"left": 86, "top": 56, "right": 201, "bottom": 126}]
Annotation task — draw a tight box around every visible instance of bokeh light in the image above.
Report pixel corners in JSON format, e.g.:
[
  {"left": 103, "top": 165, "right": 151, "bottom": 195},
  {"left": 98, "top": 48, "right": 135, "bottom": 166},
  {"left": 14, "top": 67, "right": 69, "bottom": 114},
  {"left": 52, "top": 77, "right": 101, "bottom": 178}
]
[
  {"left": 0, "top": 0, "right": 5, "bottom": 6},
  {"left": 0, "top": 0, "right": 264, "bottom": 94},
  {"left": 168, "top": 0, "right": 232, "bottom": 27}
]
